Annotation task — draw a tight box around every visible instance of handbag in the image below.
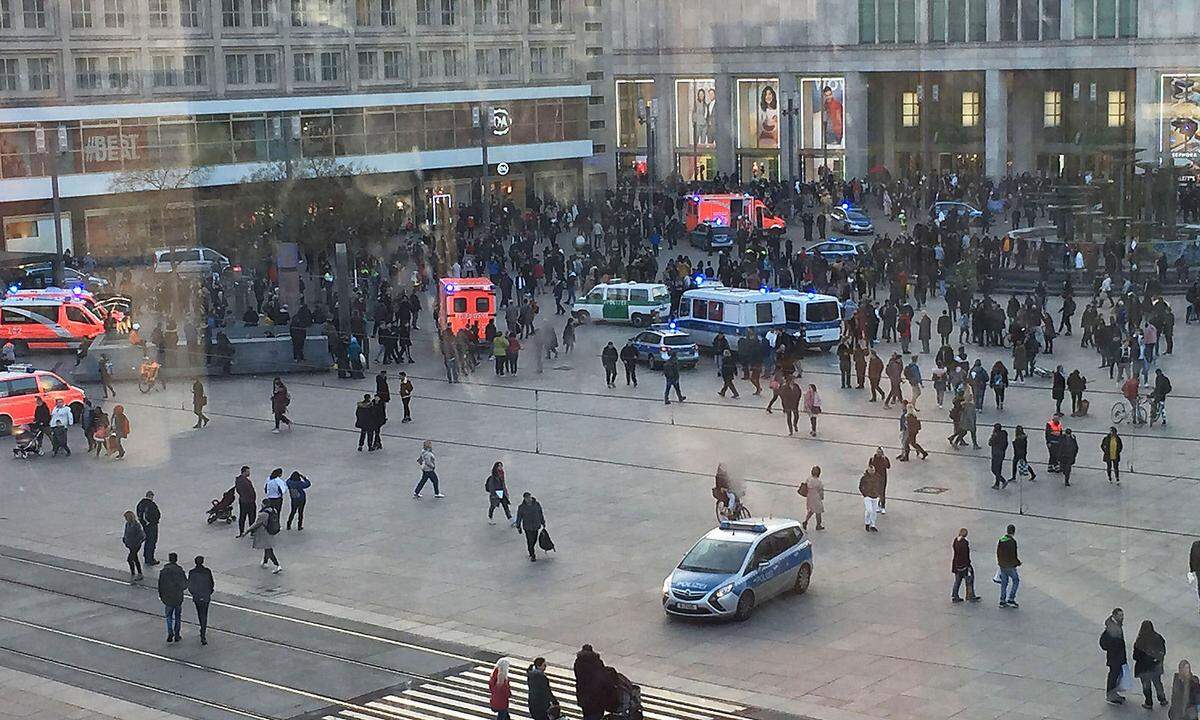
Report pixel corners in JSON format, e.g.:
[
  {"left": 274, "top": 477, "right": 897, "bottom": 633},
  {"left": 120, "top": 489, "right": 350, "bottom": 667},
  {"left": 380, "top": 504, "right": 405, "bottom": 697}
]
[
  {"left": 537, "top": 527, "right": 556, "bottom": 551},
  {"left": 798, "top": 482, "right": 809, "bottom": 497},
  {"left": 992, "top": 569, "right": 1003, "bottom": 584}
]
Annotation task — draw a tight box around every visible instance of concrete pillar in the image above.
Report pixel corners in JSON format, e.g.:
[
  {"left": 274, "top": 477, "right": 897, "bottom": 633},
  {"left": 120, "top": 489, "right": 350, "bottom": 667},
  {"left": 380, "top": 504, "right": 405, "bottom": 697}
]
[
  {"left": 881, "top": 86, "right": 897, "bottom": 174},
  {"left": 1133, "top": 66, "right": 1160, "bottom": 166},
  {"left": 844, "top": 71, "right": 869, "bottom": 179},
  {"left": 1009, "top": 73, "right": 1038, "bottom": 174},
  {"left": 715, "top": 73, "right": 736, "bottom": 178},
  {"left": 652, "top": 74, "right": 674, "bottom": 181},
  {"left": 1061, "top": 0, "right": 1075, "bottom": 40},
  {"left": 986, "top": 0, "right": 1001, "bottom": 41},
  {"left": 916, "top": 0, "right": 930, "bottom": 43},
  {"left": 985, "top": 69, "right": 1009, "bottom": 179},
  {"left": 778, "top": 73, "right": 799, "bottom": 182}
]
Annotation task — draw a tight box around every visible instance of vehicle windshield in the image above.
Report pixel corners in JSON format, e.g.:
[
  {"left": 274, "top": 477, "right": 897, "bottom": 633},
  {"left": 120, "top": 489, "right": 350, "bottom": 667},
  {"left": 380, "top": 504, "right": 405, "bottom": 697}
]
[
  {"left": 664, "top": 335, "right": 692, "bottom": 346},
  {"left": 679, "top": 538, "right": 751, "bottom": 574},
  {"left": 806, "top": 301, "right": 840, "bottom": 323},
  {"left": 651, "top": 287, "right": 670, "bottom": 302}
]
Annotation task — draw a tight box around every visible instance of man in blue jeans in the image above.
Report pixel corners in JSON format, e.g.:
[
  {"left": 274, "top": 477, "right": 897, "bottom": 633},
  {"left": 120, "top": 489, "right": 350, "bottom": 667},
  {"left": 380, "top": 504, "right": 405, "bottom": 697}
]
[
  {"left": 996, "top": 524, "right": 1021, "bottom": 608},
  {"left": 662, "top": 353, "right": 686, "bottom": 405},
  {"left": 413, "top": 440, "right": 444, "bottom": 499},
  {"left": 157, "top": 552, "right": 188, "bottom": 642}
]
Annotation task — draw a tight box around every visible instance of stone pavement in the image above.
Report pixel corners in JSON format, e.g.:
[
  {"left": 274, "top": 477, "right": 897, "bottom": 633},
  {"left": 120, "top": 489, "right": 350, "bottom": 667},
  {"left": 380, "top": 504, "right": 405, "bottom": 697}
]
[
  {"left": 3, "top": 289, "right": 1199, "bottom": 720},
  {"left": 0, "top": 665, "right": 190, "bottom": 720}
]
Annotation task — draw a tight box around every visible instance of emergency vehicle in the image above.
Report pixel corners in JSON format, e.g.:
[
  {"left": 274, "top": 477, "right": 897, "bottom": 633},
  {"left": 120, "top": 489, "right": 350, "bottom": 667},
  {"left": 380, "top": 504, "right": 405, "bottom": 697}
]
[
  {"left": 684, "top": 194, "right": 787, "bottom": 241},
  {"left": 675, "top": 286, "right": 785, "bottom": 348},
  {"left": 439, "top": 277, "right": 496, "bottom": 335},
  {"left": 572, "top": 281, "right": 672, "bottom": 327},
  {"left": 779, "top": 290, "right": 843, "bottom": 351},
  {"left": 0, "top": 289, "right": 106, "bottom": 350},
  {"left": 0, "top": 367, "right": 87, "bottom": 435}
]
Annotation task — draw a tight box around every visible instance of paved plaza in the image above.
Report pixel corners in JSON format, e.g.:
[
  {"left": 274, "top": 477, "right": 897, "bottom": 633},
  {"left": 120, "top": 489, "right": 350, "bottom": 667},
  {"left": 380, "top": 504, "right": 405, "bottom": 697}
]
[{"left": 3, "top": 280, "right": 1200, "bottom": 720}]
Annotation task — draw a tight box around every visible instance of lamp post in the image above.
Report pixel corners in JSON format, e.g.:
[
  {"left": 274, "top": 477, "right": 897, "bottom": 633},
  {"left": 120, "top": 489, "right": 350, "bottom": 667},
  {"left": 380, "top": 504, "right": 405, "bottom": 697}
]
[
  {"left": 475, "top": 104, "right": 493, "bottom": 230},
  {"left": 35, "top": 126, "right": 67, "bottom": 287},
  {"left": 782, "top": 92, "right": 800, "bottom": 184}
]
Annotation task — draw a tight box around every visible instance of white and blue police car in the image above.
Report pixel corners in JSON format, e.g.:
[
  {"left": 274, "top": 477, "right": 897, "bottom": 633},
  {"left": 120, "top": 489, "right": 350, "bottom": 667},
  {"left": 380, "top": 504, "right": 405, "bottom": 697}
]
[
  {"left": 662, "top": 518, "right": 812, "bottom": 621},
  {"left": 628, "top": 324, "right": 700, "bottom": 370}
]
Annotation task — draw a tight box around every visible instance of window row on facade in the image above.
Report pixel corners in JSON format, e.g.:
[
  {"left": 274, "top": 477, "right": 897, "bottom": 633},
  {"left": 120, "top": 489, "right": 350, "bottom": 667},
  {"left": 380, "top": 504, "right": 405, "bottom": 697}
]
[
  {"left": 0, "top": 44, "right": 576, "bottom": 97},
  {"left": 0, "top": 0, "right": 571, "bottom": 34},
  {"left": 0, "top": 97, "right": 588, "bottom": 179},
  {"left": 858, "top": 0, "right": 1138, "bottom": 44}
]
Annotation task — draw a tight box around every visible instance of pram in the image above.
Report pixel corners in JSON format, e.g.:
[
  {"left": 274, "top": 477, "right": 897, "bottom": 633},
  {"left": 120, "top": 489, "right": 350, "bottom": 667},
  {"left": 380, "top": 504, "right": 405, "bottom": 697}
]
[
  {"left": 207, "top": 486, "right": 236, "bottom": 524},
  {"left": 11, "top": 425, "right": 44, "bottom": 459},
  {"left": 605, "top": 669, "right": 644, "bottom": 720}
]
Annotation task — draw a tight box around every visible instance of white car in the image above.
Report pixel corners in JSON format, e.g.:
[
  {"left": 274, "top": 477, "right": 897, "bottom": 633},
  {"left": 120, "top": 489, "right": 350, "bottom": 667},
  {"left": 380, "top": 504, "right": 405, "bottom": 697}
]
[{"left": 153, "top": 247, "right": 231, "bottom": 275}]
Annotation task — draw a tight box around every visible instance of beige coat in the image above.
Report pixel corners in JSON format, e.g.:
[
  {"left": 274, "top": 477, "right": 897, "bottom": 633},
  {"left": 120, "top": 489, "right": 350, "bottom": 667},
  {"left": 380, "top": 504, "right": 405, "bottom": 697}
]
[{"left": 805, "top": 476, "right": 825, "bottom": 515}]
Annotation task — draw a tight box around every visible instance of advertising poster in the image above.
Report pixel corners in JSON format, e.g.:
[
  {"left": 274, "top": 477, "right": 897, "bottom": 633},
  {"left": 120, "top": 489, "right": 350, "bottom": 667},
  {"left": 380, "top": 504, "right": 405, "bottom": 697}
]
[
  {"left": 674, "top": 79, "right": 717, "bottom": 150},
  {"left": 736, "top": 78, "right": 779, "bottom": 149},
  {"left": 800, "top": 77, "right": 846, "bottom": 150},
  {"left": 1162, "top": 74, "right": 1200, "bottom": 173},
  {"left": 615, "top": 79, "right": 655, "bottom": 149}
]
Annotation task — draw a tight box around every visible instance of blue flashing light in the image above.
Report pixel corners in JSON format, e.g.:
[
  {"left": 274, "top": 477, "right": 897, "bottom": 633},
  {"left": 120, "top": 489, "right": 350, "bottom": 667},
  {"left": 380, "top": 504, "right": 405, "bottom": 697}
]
[
  {"left": 667, "top": 320, "right": 677, "bottom": 331},
  {"left": 444, "top": 283, "right": 457, "bottom": 293},
  {"left": 71, "top": 286, "right": 84, "bottom": 295},
  {"left": 7, "top": 285, "right": 18, "bottom": 294}
]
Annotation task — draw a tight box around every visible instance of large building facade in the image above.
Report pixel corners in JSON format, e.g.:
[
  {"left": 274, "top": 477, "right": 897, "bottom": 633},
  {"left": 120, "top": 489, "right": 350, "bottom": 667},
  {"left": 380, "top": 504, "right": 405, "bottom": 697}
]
[
  {"left": 0, "top": 0, "right": 595, "bottom": 257},
  {"left": 587, "top": 0, "right": 1200, "bottom": 189}
]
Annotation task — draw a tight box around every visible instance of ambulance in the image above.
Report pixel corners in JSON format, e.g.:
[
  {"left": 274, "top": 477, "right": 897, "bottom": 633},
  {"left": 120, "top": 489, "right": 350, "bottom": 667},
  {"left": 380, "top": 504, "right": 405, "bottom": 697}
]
[
  {"left": 685, "top": 194, "right": 787, "bottom": 250},
  {"left": 779, "top": 289, "right": 843, "bottom": 351},
  {"left": 675, "top": 286, "right": 785, "bottom": 348},
  {"left": 0, "top": 289, "right": 106, "bottom": 350},
  {"left": 439, "top": 277, "right": 496, "bottom": 335}
]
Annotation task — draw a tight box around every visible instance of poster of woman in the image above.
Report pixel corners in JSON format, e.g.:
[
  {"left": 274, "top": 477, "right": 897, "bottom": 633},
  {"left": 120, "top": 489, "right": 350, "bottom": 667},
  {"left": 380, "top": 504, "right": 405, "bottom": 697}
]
[{"left": 757, "top": 84, "right": 779, "bottom": 148}]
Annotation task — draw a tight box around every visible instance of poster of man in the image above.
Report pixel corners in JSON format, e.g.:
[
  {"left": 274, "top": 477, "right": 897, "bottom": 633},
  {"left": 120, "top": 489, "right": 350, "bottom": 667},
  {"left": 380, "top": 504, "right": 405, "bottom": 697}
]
[
  {"left": 1163, "top": 74, "right": 1200, "bottom": 172},
  {"left": 802, "top": 77, "right": 845, "bottom": 150},
  {"left": 675, "top": 79, "right": 717, "bottom": 149},
  {"left": 737, "top": 79, "right": 779, "bottom": 149}
]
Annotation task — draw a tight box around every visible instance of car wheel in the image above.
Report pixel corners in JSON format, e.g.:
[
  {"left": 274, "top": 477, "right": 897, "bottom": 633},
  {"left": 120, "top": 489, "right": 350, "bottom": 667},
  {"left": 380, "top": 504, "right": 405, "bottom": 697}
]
[
  {"left": 0, "top": 415, "right": 12, "bottom": 436},
  {"left": 734, "top": 591, "right": 756, "bottom": 621},
  {"left": 793, "top": 564, "right": 812, "bottom": 595},
  {"left": 574, "top": 310, "right": 590, "bottom": 324},
  {"left": 631, "top": 314, "right": 648, "bottom": 328}
]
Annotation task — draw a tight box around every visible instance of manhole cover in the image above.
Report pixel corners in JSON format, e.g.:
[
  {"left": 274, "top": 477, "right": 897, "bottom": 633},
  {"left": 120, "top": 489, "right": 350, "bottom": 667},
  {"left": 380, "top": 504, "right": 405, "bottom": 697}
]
[{"left": 913, "top": 486, "right": 949, "bottom": 494}]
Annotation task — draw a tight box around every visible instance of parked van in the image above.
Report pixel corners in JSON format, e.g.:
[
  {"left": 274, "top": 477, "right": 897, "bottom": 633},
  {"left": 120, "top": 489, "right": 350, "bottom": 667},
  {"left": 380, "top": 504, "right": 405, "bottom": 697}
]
[
  {"left": 675, "top": 286, "right": 785, "bottom": 348},
  {"left": 684, "top": 194, "right": 786, "bottom": 249},
  {"left": 779, "top": 290, "right": 842, "bottom": 351},
  {"left": 0, "top": 367, "right": 87, "bottom": 435},
  {"left": 439, "top": 277, "right": 496, "bottom": 335},
  {"left": 572, "top": 281, "right": 672, "bottom": 327},
  {"left": 0, "top": 291, "right": 106, "bottom": 350},
  {"left": 152, "top": 247, "right": 231, "bottom": 275}
]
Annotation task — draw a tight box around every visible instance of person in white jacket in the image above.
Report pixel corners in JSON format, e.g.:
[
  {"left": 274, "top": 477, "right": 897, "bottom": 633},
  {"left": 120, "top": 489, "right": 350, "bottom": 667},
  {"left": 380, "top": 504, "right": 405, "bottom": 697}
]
[{"left": 49, "top": 398, "right": 74, "bottom": 457}]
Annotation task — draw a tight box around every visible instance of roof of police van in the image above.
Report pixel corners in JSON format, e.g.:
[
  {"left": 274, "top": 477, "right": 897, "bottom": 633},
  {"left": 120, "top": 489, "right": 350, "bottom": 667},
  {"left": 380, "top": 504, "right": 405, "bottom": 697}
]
[
  {"left": 682, "top": 287, "right": 780, "bottom": 301},
  {"left": 778, "top": 289, "right": 841, "bottom": 302},
  {"left": 594, "top": 280, "right": 668, "bottom": 289}
]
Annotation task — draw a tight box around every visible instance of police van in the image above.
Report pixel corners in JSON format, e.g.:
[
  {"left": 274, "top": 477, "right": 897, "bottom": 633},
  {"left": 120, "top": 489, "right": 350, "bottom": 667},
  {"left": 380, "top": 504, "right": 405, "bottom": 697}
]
[
  {"left": 571, "top": 281, "right": 672, "bottom": 327},
  {"left": 779, "top": 290, "right": 843, "bottom": 352},
  {"left": 662, "top": 518, "right": 813, "bottom": 621},
  {"left": 674, "top": 286, "right": 785, "bottom": 348}
]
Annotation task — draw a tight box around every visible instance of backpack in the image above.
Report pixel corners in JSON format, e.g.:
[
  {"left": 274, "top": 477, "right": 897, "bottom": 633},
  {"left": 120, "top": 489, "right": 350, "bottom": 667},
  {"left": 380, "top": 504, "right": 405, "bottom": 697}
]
[
  {"left": 537, "top": 527, "right": 555, "bottom": 551},
  {"left": 265, "top": 507, "right": 281, "bottom": 535}
]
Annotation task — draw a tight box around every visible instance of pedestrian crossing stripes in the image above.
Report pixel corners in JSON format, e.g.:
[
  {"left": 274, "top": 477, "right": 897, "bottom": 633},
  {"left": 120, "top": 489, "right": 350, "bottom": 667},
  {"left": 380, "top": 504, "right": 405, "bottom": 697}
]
[{"left": 321, "top": 663, "right": 745, "bottom": 720}]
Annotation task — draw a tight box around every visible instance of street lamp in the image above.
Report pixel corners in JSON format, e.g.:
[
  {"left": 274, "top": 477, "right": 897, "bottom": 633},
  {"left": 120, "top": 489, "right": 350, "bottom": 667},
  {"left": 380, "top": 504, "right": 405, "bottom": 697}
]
[
  {"left": 474, "top": 104, "right": 493, "bottom": 230},
  {"left": 35, "top": 125, "right": 68, "bottom": 287},
  {"left": 782, "top": 91, "right": 800, "bottom": 184}
]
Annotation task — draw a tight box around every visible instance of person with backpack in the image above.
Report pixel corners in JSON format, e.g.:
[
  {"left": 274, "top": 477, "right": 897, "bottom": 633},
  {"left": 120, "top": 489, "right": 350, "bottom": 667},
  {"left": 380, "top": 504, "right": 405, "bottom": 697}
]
[
  {"left": 246, "top": 499, "right": 283, "bottom": 573},
  {"left": 514, "top": 492, "right": 546, "bottom": 562},
  {"left": 286, "top": 471, "right": 311, "bottom": 530},
  {"left": 485, "top": 461, "right": 512, "bottom": 525}
]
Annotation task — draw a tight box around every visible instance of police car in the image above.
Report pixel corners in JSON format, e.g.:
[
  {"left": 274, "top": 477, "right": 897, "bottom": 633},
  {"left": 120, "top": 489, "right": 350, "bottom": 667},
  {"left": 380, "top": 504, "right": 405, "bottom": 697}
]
[
  {"left": 662, "top": 518, "right": 812, "bottom": 621},
  {"left": 628, "top": 324, "right": 699, "bottom": 370},
  {"left": 829, "top": 205, "right": 874, "bottom": 235}
]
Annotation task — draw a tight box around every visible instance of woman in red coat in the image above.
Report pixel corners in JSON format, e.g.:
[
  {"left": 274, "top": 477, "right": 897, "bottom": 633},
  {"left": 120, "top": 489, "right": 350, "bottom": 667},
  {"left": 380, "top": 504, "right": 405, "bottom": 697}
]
[{"left": 488, "top": 657, "right": 512, "bottom": 720}]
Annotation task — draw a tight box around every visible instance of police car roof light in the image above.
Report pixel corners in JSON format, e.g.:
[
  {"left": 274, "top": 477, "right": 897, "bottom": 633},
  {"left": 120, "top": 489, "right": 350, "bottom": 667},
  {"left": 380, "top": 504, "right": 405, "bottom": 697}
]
[{"left": 719, "top": 520, "right": 767, "bottom": 533}]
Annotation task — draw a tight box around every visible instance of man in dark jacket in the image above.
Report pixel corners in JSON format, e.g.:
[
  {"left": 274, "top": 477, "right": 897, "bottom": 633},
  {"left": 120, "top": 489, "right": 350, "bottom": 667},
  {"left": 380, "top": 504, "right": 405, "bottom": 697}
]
[
  {"left": 1101, "top": 608, "right": 1128, "bottom": 704},
  {"left": 619, "top": 340, "right": 639, "bottom": 387},
  {"left": 937, "top": 310, "right": 953, "bottom": 347},
  {"left": 601, "top": 342, "right": 619, "bottom": 388},
  {"left": 234, "top": 466, "right": 257, "bottom": 536},
  {"left": 951, "top": 528, "right": 980, "bottom": 603},
  {"left": 527, "top": 657, "right": 559, "bottom": 720},
  {"left": 187, "top": 556, "right": 214, "bottom": 645},
  {"left": 573, "top": 644, "right": 613, "bottom": 720},
  {"left": 989, "top": 424, "right": 1009, "bottom": 489},
  {"left": 136, "top": 491, "right": 161, "bottom": 566},
  {"left": 514, "top": 492, "right": 546, "bottom": 562},
  {"left": 997, "top": 524, "right": 1021, "bottom": 608},
  {"left": 1060, "top": 428, "right": 1079, "bottom": 487},
  {"left": 157, "top": 552, "right": 188, "bottom": 643},
  {"left": 662, "top": 353, "right": 685, "bottom": 405}
]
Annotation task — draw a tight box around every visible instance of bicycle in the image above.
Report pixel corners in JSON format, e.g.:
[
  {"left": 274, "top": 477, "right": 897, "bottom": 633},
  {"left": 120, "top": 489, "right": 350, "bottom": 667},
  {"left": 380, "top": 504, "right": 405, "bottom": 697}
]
[
  {"left": 1110, "top": 395, "right": 1148, "bottom": 426},
  {"left": 715, "top": 498, "right": 751, "bottom": 523},
  {"left": 137, "top": 358, "right": 163, "bottom": 394}
]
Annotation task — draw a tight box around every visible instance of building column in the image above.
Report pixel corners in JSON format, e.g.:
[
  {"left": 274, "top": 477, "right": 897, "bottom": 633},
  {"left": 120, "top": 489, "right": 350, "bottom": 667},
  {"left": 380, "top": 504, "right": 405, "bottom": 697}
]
[
  {"left": 1133, "top": 66, "right": 1160, "bottom": 166},
  {"left": 986, "top": 0, "right": 1001, "bottom": 41},
  {"left": 1061, "top": 0, "right": 1075, "bottom": 40},
  {"left": 985, "top": 69, "right": 1009, "bottom": 179},
  {"left": 715, "top": 73, "right": 736, "bottom": 178},
  {"left": 652, "top": 74, "right": 674, "bottom": 182},
  {"left": 778, "top": 73, "right": 799, "bottom": 182},
  {"left": 1009, "top": 73, "right": 1038, "bottom": 174},
  {"left": 844, "top": 71, "right": 869, "bottom": 179}
]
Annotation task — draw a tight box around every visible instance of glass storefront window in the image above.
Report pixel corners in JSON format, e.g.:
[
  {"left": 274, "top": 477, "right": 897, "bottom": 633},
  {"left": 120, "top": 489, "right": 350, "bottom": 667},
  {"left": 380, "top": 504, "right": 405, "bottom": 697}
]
[
  {"left": 300, "top": 113, "right": 333, "bottom": 157},
  {"left": 232, "top": 117, "right": 269, "bottom": 162},
  {"left": 615, "top": 78, "right": 653, "bottom": 149}
]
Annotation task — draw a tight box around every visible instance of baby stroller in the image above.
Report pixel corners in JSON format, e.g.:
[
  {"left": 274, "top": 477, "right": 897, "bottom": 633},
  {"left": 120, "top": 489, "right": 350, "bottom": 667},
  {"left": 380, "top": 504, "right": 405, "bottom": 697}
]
[
  {"left": 11, "top": 425, "right": 44, "bottom": 459},
  {"left": 207, "top": 487, "right": 236, "bottom": 524},
  {"left": 605, "top": 668, "right": 644, "bottom": 720}
]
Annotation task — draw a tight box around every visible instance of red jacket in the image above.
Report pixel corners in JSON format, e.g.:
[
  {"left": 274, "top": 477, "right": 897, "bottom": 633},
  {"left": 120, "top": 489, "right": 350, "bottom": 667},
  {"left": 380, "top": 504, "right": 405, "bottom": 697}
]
[{"left": 488, "top": 669, "right": 511, "bottom": 710}]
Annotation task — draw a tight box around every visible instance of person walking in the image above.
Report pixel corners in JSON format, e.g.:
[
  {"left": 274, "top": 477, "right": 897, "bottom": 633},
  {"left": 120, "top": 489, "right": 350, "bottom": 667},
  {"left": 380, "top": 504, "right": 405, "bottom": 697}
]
[
  {"left": 234, "top": 466, "right": 257, "bottom": 536},
  {"left": 951, "top": 528, "right": 981, "bottom": 603},
  {"left": 802, "top": 383, "right": 822, "bottom": 436},
  {"left": 526, "top": 657, "right": 559, "bottom": 720},
  {"left": 98, "top": 353, "right": 117, "bottom": 398},
  {"left": 601, "top": 341, "right": 618, "bottom": 387},
  {"left": 1101, "top": 608, "right": 1129, "bottom": 704},
  {"left": 1068, "top": 369, "right": 1087, "bottom": 416},
  {"left": 574, "top": 644, "right": 613, "bottom": 720},
  {"left": 506, "top": 332, "right": 521, "bottom": 375},
  {"left": 485, "top": 461, "right": 512, "bottom": 524},
  {"left": 870, "top": 447, "right": 892, "bottom": 513},
  {"left": 488, "top": 658, "right": 513, "bottom": 720},
  {"left": 1133, "top": 619, "right": 1169, "bottom": 709},
  {"left": 48, "top": 398, "right": 72, "bottom": 456},
  {"left": 990, "top": 361, "right": 1009, "bottom": 411},
  {"left": 903, "top": 355, "right": 923, "bottom": 409},
  {"left": 1191, "top": 540, "right": 1200, "bottom": 614},
  {"left": 246, "top": 499, "right": 283, "bottom": 573},
  {"left": 1060, "top": 428, "right": 1079, "bottom": 486},
  {"left": 859, "top": 465, "right": 881, "bottom": 533},
  {"left": 1169, "top": 660, "right": 1200, "bottom": 720},
  {"left": 109, "top": 404, "right": 130, "bottom": 460},
  {"left": 1010, "top": 425, "right": 1036, "bottom": 483},
  {"left": 779, "top": 375, "right": 801, "bottom": 435},
  {"left": 883, "top": 353, "right": 904, "bottom": 408},
  {"left": 514, "top": 492, "right": 546, "bottom": 561},
  {"left": 187, "top": 556, "right": 213, "bottom": 645},
  {"left": 286, "top": 471, "right": 310, "bottom": 531},
  {"left": 263, "top": 468, "right": 287, "bottom": 513},
  {"left": 988, "top": 424, "right": 1009, "bottom": 489},
  {"left": 355, "top": 394, "right": 375, "bottom": 451},
  {"left": 413, "top": 440, "right": 444, "bottom": 498},
  {"left": 1052, "top": 365, "right": 1067, "bottom": 415},
  {"left": 718, "top": 350, "right": 740, "bottom": 398},
  {"left": 398, "top": 372, "right": 414, "bottom": 423},
  {"left": 270, "top": 378, "right": 293, "bottom": 433},
  {"left": 192, "top": 379, "right": 210, "bottom": 428},
  {"left": 1101, "top": 426, "right": 1123, "bottom": 484},
  {"left": 619, "top": 340, "right": 639, "bottom": 387},
  {"left": 867, "top": 350, "right": 884, "bottom": 402},
  {"left": 899, "top": 406, "right": 929, "bottom": 461},
  {"left": 562, "top": 317, "right": 576, "bottom": 355},
  {"left": 157, "top": 552, "right": 187, "bottom": 643},
  {"left": 959, "top": 387, "right": 980, "bottom": 449},
  {"left": 997, "top": 524, "right": 1021, "bottom": 608},
  {"left": 799, "top": 466, "right": 824, "bottom": 531},
  {"left": 662, "top": 352, "right": 686, "bottom": 405},
  {"left": 136, "top": 491, "right": 161, "bottom": 566},
  {"left": 122, "top": 510, "right": 145, "bottom": 582}
]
